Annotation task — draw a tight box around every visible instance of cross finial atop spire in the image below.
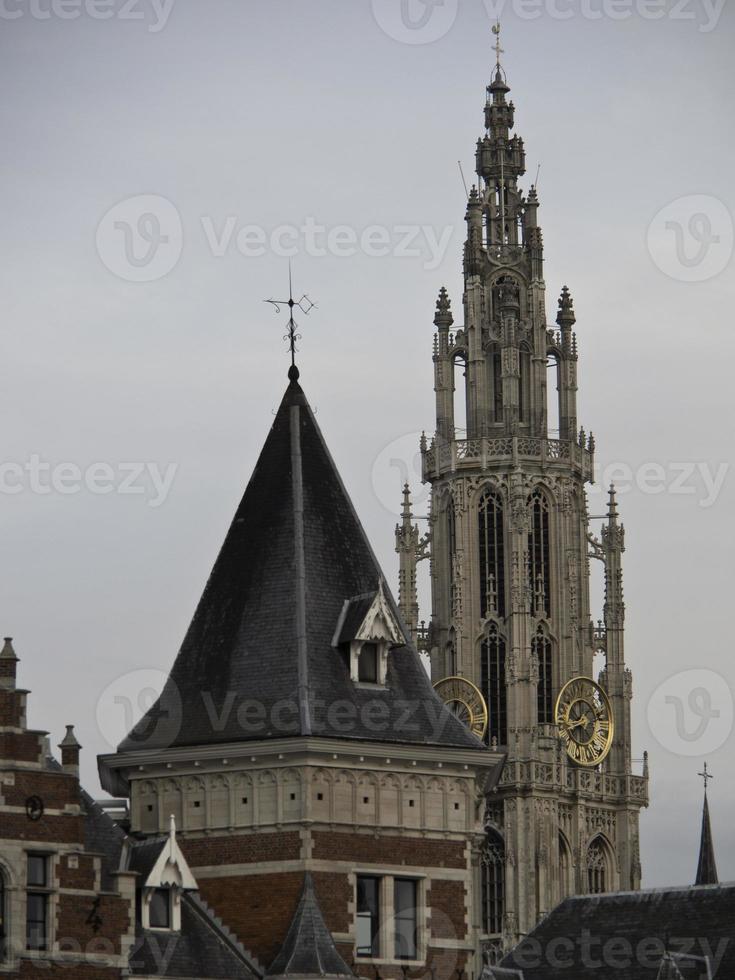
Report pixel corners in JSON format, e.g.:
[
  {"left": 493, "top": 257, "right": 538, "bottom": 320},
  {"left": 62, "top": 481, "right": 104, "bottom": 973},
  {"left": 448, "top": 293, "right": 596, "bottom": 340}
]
[
  {"left": 265, "top": 263, "right": 316, "bottom": 381},
  {"left": 698, "top": 761, "right": 713, "bottom": 794}
]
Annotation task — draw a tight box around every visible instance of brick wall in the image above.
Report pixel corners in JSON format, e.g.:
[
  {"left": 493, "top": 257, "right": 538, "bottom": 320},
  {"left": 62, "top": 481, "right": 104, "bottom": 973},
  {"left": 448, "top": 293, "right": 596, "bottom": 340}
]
[
  {"left": 429, "top": 879, "right": 468, "bottom": 939},
  {"left": 4, "top": 770, "right": 82, "bottom": 811},
  {"left": 312, "top": 871, "right": 352, "bottom": 934},
  {"left": 56, "top": 892, "right": 131, "bottom": 958},
  {"left": 0, "top": 688, "right": 23, "bottom": 727},
  {"left": 0, "top": 731, "right": 43, "bottom": 764},
  {"left": 197, "top": 870, "right": 304, "bottom": 967},
  {"left": 181, "top": 829, "right": 301, "bottom": 867},
  {"left": 1, "top": 664, "right": 133, "bottom": 980},
  {"left": 312, "top": 830, "right": 466, "bottom": 869}
]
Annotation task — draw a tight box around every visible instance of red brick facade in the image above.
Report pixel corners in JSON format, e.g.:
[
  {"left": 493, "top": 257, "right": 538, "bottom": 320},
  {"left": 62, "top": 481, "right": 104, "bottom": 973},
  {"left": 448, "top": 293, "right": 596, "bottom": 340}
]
[
  {"left": 0, "top": 643, "right": 133, "bottom": 978},
  {"left": 197, "top": 871, "right": 305, "bottom": 967}
]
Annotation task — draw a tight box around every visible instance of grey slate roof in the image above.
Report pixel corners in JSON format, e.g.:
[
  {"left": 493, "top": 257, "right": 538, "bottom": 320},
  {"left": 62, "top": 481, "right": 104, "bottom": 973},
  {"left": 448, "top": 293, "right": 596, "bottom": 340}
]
[
  {"left": 500, "top": 883, "right": 735, "bottom": 979},
  {"left": 130, "top": 892, "right": 262, "bottom": 978},
  {"left": 266, "top": 872, "right": 353, "bottom": 979},
  {"left": 44, "top": 754, "right": 126, "bottom": 892},
  {"left": 126, "top": 835, "right": 167, "bottom": 882},
  {"left": 333, "top": 592, "right": 377, "bottom": 645},
  {"left": 118, "top": 379, "right": 481, "bottom": 754},
  {"left": 81, "top": 789, "right": 126, "bottom": 891}
]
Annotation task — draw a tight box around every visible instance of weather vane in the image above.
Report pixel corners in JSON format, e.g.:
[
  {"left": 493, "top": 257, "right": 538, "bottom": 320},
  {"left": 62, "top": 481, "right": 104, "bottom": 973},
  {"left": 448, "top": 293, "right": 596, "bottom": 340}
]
[
  {"left": 491, "top": 21, "right": 503, "bottom": 70},
  {"left": 265, "top": 264, "right": 316, "bottom": 380},
  {"left": 698, "top": 762, "right": 713, "bottom": 793}
]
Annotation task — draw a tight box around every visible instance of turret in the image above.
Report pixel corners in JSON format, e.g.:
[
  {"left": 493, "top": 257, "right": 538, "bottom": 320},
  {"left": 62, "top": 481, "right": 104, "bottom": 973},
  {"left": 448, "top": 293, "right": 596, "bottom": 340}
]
[
  {"left": 395, "top": 484, "right": 420, "bottom": 642},
  {"left": 433, "top": 286, "right": 456, "bottom": 443},
  {"left": 600, "top": 485, "right": 632, "bottom": 775},
  {"left": 556, "top": 286, "right": 578, "bottom": 440},
  {"left": 59, "top": 724, "right": 82, "bottom": 777},
  {"left": 0, "top": 636, "right": 19, "bottom": 691}
]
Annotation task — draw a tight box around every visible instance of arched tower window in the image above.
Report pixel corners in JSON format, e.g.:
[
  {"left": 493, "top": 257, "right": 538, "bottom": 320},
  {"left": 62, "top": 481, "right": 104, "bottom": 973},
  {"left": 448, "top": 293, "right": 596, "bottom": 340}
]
[
  {"left": 447, "top": 496, "right": 457, "bottom": 620},
  {"left": 479, "top": 488, "right": 505, "bottom": 619},
  {"left": 528, "top": 490, "right": 551, "bottom": 617},
  {"left": 533, "top": 626, "right": 553, "bottom": 724},
  {"left": 446, "top": 627, "right": 457, "bottom": 676},
  {"left": 587, "top": 838, "right": 609, "bottom": 895},
  {"left": 481, "top": 625, "right": 507, "bottom": 746},
  {"left": 547, "top": 352, "right": 561, "bottom": 437},
  {"left": 453, "top": 353, "right": 467, "bottom": 437},
  {"left": 558, "top": 833, "right": 573, "bottom": 900},
  {"left": 482, "top": 831, "right": 505, "bottom": 937},
  {"left": 519, "top": 345, "right": 531, "bottom": 424}
]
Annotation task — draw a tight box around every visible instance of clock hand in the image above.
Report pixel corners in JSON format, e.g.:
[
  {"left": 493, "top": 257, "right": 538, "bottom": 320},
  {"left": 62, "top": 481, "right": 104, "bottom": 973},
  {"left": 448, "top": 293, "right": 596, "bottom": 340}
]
[{"left": 568, "top": 715, "right": 590, "bottom": 730}]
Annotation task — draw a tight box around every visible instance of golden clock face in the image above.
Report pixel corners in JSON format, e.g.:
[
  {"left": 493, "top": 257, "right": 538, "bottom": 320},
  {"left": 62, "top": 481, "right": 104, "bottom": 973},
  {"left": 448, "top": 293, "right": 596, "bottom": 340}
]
[
  {"left": 555, "top": 677, "right": 614, "bottom": 767},
  {"left": 433, "top": 676, "right": 488, "bottom": 740}
]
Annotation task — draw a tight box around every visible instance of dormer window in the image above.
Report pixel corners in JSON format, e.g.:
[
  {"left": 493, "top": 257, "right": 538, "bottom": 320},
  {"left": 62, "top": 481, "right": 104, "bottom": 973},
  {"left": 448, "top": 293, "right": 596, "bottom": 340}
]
[
  {"left": 149, "top": 888, "right": 171, "bottom": 930},
  {"left": 358, "top": 643, "right": 379, "bottom": 683},
  {"left": 131, "top": 816, "right": 197, "bottom": 934},
  {"left": 333, "top": 581, "right": 406, "bottom": 688}
]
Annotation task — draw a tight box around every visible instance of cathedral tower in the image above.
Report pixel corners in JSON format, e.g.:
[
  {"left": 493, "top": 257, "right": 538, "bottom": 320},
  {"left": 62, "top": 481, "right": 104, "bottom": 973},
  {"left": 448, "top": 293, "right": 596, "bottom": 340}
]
[{"left": 400, "top": 40, "right": 649, "bottom": 955}]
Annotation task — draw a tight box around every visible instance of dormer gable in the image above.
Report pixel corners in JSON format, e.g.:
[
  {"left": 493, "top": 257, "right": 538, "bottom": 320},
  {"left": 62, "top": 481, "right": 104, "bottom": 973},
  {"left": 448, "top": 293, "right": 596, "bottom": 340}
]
[
  {"left": 127, "top": 816, "right": 197, "bottom": 931},
  {"left": 333, "top": 580, "right": 406, "bottom": 686}
]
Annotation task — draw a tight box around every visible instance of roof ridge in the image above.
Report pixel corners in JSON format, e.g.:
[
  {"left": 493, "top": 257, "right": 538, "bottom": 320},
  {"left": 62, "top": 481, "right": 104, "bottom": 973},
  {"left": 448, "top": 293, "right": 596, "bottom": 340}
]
[
  {"left": 560, "top": 881, "right": 735, "bottom": 902},
  {"left": 186, "top": 891, "right": 264, "bottom": 976},
  {"left": 289, "top": 396, "right": 311, "bottom": 737}
]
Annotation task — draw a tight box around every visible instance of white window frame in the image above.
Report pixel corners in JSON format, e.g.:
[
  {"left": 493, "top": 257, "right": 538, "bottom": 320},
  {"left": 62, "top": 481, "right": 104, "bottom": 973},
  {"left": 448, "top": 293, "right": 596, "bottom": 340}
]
[
  {"left": 350, "top": 640, "right": 389, "bottom": 688},
  {"left": 142, "top": 886, "right": 182, "bottom": 932}
]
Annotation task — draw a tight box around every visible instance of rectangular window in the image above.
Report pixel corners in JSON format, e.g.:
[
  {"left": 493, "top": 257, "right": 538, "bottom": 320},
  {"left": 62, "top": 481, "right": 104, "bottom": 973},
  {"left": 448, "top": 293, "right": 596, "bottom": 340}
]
[
  {"left": 394, "top": 878, "right": 418, "bottom": 960},
  {"left": 27, "top": 856, "right": 47, "bottom": 888},
  {"left": 356, "top": 876, "right": 380, "bottom": 957},
  {"left": 26, "top": 855, "right": 51, "bottom": 952},
  {"left": 358, "top": 644, "right": 378, "bottom": 683},
  {"left": 149, "top": 888, "right": 171, "bottom": 929}
]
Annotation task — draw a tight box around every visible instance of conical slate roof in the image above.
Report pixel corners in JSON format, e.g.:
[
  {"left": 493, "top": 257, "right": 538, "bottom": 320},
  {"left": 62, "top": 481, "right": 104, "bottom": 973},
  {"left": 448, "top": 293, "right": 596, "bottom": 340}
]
[
  {"left": 266, "top": 873, "right": 353, "bottom": 979},
  {"left": 118, "top": 378, "right": 480, "bottom": 754},
  {"left": 695, "top": 792, "right": 718, "bottom": 886}
]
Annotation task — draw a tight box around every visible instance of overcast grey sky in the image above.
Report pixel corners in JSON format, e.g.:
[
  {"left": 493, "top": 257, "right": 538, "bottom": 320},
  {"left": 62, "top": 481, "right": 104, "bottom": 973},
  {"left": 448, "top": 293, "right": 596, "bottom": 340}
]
[{"left": 2, "top": 0, "right": 734, "bottom": 889}]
